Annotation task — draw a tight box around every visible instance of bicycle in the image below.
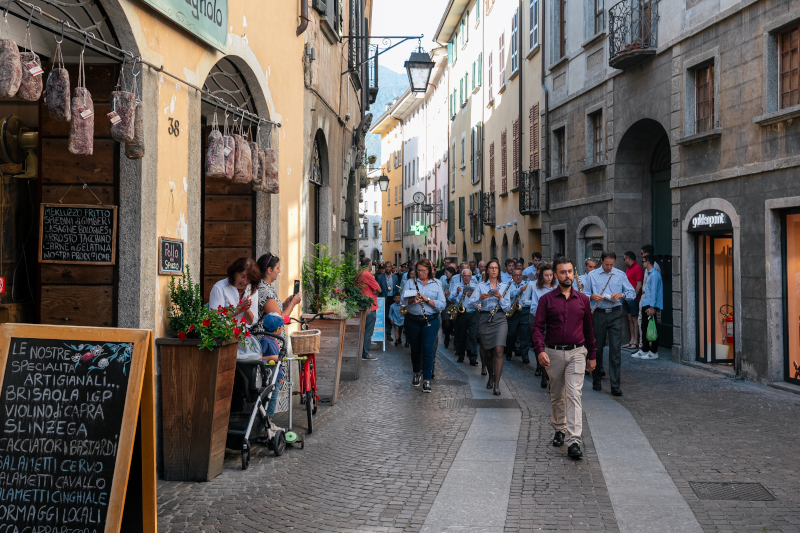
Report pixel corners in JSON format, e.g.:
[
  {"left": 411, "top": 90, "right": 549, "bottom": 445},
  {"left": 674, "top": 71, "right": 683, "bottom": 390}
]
[{"left": 287, "top": 313, "right": 324, "bottom": 434}]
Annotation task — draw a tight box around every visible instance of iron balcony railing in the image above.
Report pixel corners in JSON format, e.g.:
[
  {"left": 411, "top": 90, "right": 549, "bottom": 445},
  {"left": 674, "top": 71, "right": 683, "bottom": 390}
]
[
  {"left": 368, "top": 45, "right": 379, "bottom": 105},
  {"left": 482, "top": 192, "right": 496, "bottom": 226},
  {"left": 608, "top": 0, "right": 659, "bottom": 68},
  {"left": 519, "top": 170, "right": 541, "bottom": 215}
]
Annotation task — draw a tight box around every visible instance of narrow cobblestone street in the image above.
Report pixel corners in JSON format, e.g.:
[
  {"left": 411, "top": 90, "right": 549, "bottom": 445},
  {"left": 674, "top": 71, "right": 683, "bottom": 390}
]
[{"left": 157, "top": 338, "right": 800, "bottom": 532}]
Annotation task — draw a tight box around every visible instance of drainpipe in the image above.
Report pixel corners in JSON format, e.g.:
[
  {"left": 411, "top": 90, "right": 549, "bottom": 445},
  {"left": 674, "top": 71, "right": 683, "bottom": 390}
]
[
  {"left": 518, "top": 0, "right": 523, "bottom": 205},
  {"left": 541, "top": 0, "right": 550, "bottom": 212},
  {"left": 297, "top": 0, "right": 309, "bottom": 36}
]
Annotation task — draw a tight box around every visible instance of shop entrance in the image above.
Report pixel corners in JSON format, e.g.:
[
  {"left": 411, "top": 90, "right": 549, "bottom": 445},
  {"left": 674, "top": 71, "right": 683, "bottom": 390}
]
[
  {"left": 695, "top": 233, "right": 734, "bottom": 364},
  {"left": 782, "top": 211, "right": 800, "bottom": 384}
]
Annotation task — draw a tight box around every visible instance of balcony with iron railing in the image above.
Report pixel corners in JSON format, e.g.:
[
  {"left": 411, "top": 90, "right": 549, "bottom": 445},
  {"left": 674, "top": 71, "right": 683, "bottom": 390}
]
[
  {"left": 482, "top": 192, "right": 496, "bottom": 226},
  {"left": 608, "top": 0, "right": 659, "bottom": 71},
  {"left": 519, "top": 171, "right": 541, "bottom": 215},
  {"left": 367, "top": 46, "right": 379, "bottom": 105}
]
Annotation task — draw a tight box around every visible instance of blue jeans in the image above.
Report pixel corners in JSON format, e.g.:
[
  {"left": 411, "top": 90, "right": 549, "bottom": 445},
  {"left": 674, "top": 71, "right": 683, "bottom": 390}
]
[
  {"left": 362, "top": 310, "right": 377, "bottom": 359},
  {"left": 405, "top": 314, "right": 440, "bottom": 380}
]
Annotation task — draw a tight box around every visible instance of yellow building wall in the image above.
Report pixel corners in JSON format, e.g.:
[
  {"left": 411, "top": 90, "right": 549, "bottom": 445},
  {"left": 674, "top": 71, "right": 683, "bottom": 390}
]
[{"left": 381, "top": 121, "right": 404, "bottom": 264}]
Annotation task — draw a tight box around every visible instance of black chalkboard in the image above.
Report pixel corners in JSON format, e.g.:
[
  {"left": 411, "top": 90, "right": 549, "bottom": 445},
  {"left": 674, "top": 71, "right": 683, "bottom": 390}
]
[
  {"left": 158, "top": 237, "right": 184, "bottom": 275},
  {"left": 39, "top": 203, "right": 118, "bottom": 265},
  {"left": 0, "top": 325, "right": 157, "bottom": 533}
]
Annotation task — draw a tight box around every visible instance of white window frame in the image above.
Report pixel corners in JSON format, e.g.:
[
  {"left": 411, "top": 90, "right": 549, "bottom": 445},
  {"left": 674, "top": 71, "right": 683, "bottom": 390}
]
[
  {"left": 499, "top": 33, "right": 506, "bottom": 88},
  {"left": 529, "top": 0, "right": 539, "bottom": 52},
  {"left": 511, "top": 10, "right": 519, "bottom": 74}
]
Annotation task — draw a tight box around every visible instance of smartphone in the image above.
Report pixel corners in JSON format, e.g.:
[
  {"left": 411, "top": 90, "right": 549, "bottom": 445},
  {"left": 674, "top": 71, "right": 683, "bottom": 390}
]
[{"left": 293, "top": 280, "right": 301, "bottom": 295}]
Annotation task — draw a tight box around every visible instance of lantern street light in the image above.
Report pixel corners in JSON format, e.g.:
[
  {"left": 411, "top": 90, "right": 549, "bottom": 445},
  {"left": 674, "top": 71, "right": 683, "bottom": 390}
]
[
  {"left": 377, "top": 174, "right": 390, "bottom": 192},
  {"left": 405, "top": 47, "right": 435, "bottom": 93}
]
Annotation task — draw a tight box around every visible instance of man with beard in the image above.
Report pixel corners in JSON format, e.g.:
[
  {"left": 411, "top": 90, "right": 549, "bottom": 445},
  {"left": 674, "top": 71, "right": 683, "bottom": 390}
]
[{"left": 531, "top": 257, "right": 597, "bottom": 459}]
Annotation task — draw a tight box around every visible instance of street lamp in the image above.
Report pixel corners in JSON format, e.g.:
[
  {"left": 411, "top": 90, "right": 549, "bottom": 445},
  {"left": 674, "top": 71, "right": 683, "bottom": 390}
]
[
  {"left": 405, "top": 48, "right": 435, "bottom": 93},
  {"left": 377, "top": 174, "right": 390, "bottom": 192}
]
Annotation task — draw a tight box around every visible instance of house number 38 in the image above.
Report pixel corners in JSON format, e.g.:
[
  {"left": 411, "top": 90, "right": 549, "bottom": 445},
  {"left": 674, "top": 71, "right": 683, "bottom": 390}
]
[{"left": 168, "top": 117, "right": 180, "bottom": 137}]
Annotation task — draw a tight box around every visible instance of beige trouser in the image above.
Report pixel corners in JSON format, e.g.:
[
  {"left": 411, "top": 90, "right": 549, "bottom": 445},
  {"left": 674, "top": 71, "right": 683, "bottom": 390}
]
[{"left": 545, "top": 346, "right": 588, "bottom": 446}]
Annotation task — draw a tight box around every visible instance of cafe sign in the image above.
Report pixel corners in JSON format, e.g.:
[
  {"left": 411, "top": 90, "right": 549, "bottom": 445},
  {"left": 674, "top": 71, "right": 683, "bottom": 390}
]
[
  {"left": 688, "top": 209, "right": 733, "bottom": 233},
  {"left": 141, "top": 0, "right": 228, "bottom": 53}
]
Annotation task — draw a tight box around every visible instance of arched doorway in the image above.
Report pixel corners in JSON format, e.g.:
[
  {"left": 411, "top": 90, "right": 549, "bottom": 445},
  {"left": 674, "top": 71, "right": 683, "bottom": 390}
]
[
  {"left": 614, "top": 118, "right": 672, "bottom": 346},
  {"left": 371, "top": 249, "right": 380, "bottom": 262},
  {"left": 576, "top": 217, "right": 607, "bottom": 274},
  {"left": 501, "top": 234, "right": 509, "bottom": 263},
  {"left": 512, "top": 232, "right": 521, "bottom": 259},
  {"left": 200, "top": 57, "right": 270, "bottom": 301},
  {"left": 490, "top": 237, "right": 498, "bottom": 260}
]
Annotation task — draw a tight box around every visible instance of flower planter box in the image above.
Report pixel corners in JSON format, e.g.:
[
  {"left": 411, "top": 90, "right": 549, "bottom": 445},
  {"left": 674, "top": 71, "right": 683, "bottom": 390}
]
[
  {"left": 303, "top": 314, "right": 345, "bottom": 405},
  {"left": 340, "top": 310, "right": 367, "bottom": 381},
  {"left": 157, "top": 338, "right": 238, "bottom": 482}
]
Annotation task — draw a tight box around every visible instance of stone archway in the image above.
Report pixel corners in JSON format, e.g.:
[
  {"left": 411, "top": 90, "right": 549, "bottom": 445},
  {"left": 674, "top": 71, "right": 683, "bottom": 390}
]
[
  {"left": 501, "top": 234, "right": 509, "bottom": 263},
  {"left": 490, "top": 237, "right": 498, "bottom": 260},
  {"left": 576, "top": 216, "right": 607, "bottom": 275}
]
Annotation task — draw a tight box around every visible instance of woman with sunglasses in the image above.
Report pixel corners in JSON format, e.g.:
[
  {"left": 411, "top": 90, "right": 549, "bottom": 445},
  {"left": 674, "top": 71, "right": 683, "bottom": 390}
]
[
  {"left": 404, "top": 258, "right": 447, "bottom": 393},
  {"left": 467, "top": 259, "right": 511, "bottom": 395}
]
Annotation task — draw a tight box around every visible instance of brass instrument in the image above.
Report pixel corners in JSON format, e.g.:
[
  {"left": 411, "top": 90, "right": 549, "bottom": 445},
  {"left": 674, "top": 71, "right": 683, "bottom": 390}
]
[
  {"left": 488, "top": 281, "right": 513, "bottom": 322},
  {"left": 506, "top": 283, "right": 527, "bottom": 318},
  {"left": 397, "top": 285, "right": 408, "bottom": 315},
  {"left": 413, "top": 279, "right": 431, "bottom": 327},
  {"left": 576, "top": 276, "right": 584, "bottom": 294},
  {"left": 446, "top": 284, "right": 470, "bottom": 319}
]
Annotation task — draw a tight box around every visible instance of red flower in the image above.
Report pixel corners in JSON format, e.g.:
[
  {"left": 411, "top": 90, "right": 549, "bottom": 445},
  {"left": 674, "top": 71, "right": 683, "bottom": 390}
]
[
  {"left": 81, "top": 352, "right": 93, "bottom": 361},
  {"left": 245, "top": 331, "right": 251, "bottom": 337},
  {"left": 239, "top": 317, "right": 246, "bottom": 324},
  {"left": 233, "top": 326, "right": 241, "bottom": 336},
  {"left": 188, "top": 324, "right": 195, "bottom": 332},
  {"left": 177, "top": 331, "right": 187, "bottom": 341},
  {"left": 202, "top": 318, "right": 211, "bottom": 327}
]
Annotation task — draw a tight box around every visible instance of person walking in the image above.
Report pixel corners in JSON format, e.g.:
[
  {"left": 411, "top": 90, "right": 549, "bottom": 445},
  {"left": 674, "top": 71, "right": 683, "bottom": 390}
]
[
  {"left": 528, "top": 263, "right": 559, "bottom": 386},
  {"left": 476, "top": 260, "right": 486, "bottom": 279},
  {"left": 467, "top": 260, "right": 511, "bottom": 396},
  {"left": 574, "top": 258, "right": 598, "bottom": 294},
  {"left": 501, "top": 259, "right": 515, "bottom": 283},
  {"left": 377, "top": 261, "right": 399, "bottom": 342},
  {"left": 621, "top": 252, "right": 644, "bottom": 350},
  {"left": 634, "top": 254, "right": 663, "bottom": 360},
  {"left": 531, "top": 257, "right": 597, "bottom": 459},
  {"left": 358, "top": 257, "right": 380, "bottom": 361},
  {"left": 404, "top": 258, "right": 447, "bottom": 393},
  {"left": 523, "top": 252, "right": 543, "bottom": 281},
  {"left": 505, "top": 267, "right": 531, "bottom": 364},
  {"left": 440, "top": 266, "right": 457, "bottom": 348},
  {"left": 389, "top": 293, "right": 405, "bottom": 346},
  {"left": 450, "top": 268, "right": 479, "bottom": 364},
  {"left": 583, "top": 251, "right": 636, "bottom": 396}
]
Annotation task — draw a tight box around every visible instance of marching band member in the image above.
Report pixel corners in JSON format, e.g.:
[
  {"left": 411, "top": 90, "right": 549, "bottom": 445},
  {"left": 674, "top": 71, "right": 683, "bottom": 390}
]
[
  {"left": 467, "top": 260, "right": 511, "bottom": 396},
  {"left": 523, "top": 252, "right": 543, "bottom": 281},
  {"left": 404, "top": 258, "right": 447, "bottom": 394},
  {"left": 529, "top": 263, "right": 559, "bottom": 387},
  {"left": 440, "top": 266, "right": 457, "bottom": 349},
  {"left": 505, "top": 268, "right": 531, "bottom": 364},
  {"left": 501, "top": 259, "right": 515, "bottom": 283},
  {"left": 573, "top": 257, "right": 598, "bottom": 294},
  {"left": 449, "top": 268, "right": 479, "bottom": 365}
]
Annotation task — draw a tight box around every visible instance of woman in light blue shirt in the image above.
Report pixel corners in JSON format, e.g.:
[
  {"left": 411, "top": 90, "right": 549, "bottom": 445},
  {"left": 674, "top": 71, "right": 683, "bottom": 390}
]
[
  {"left": 526, "top": 263, "right": 558, "bottom": 380},
  {"left": 404, "top": 258, "right": 447, "bottom": 393},
  {"left": 467, "top": 259, "right": 512, "bottom": 396}
]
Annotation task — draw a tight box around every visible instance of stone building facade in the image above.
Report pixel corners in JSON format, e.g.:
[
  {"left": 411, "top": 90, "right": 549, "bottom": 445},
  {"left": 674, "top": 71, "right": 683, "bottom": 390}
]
[{"left": 541, "top": 0, "right": 800, "bottom": 385}]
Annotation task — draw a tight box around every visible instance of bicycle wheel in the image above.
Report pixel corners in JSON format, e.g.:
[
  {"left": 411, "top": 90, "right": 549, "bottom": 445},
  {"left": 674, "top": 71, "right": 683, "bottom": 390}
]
[{"left": 305, "top": 390, "right": 314, "bottom": 434}]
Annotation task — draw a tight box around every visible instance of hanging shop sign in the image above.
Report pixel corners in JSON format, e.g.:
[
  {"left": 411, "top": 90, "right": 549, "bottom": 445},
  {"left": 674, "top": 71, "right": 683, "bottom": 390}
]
[
  {"left": 159, "top": 236, "right": 185, "bottom": 275},
  {"left": 688, "top": 209, "right": 733, "bottom": 233},
  {"left": 141, "top": 0, "right": 229, "bottom": 53},
  {"left": 0, "top": 324, "right": 157, "bottom": 533},
  {"left": 39, "top": 203, "right": 118, "bottom": 265}
]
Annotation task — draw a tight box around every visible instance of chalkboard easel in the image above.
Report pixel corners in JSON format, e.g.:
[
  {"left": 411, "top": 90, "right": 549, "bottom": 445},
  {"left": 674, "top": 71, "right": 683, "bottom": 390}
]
[{"left": 0, "top": 324, "right": 157, "bottom": 533}]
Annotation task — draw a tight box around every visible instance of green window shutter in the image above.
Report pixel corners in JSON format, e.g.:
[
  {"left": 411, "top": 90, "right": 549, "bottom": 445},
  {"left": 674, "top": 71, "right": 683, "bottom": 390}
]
[
  {"left": 465, "top": 12, "right": 469, "bottom": 41},
  {"left": 472, "top": 62, "right": 476, "bottom": 90},
  {"left": 459, "top": 197, "right": 465, "bottom": 230},
  {"left": 476, "top": 0, "right": 480, "bottom": 21},
  {"left": 478, "top": 53, "right": 482, "bottom": 86},
  {"left": 448, "top": 201, "right": 455, "bottom": 242},
  {"left": 447, "top": 41, "right": 453, "bottom": 64}
]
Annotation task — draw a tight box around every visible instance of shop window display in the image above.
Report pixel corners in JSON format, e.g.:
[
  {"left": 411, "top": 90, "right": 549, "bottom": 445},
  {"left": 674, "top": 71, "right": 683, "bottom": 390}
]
[
  {"left": 696, "top": 234, "right": 734, "bottom": 363},
  {"left": 784, "top": 214, "right": 800, "bottom": 383}
]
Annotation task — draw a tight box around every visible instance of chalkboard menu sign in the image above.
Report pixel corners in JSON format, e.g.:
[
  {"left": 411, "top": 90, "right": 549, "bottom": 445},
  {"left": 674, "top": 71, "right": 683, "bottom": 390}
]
[
  {"left": 158, "top": 237, "right": 184, "bottom": 275},
  {"left": 0, "top": 325, "right": 156, "bottom": 533},
  {"left": 39, "top": 203, "right": 118, "bottom": 265}
]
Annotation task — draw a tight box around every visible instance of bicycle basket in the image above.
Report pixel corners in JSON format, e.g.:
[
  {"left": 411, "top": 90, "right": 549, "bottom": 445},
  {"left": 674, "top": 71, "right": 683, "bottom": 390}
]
[{"left": 290, "top": 329, "right": 321, "bottom": 354}]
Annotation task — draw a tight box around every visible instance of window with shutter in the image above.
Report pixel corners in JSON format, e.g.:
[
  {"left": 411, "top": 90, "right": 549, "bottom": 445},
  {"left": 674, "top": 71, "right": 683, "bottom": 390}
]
[
  {"left": 511, "top": 11, "right": 519, "bottom": 74},
  {"left": 529, "top": 0, "right": 539, "bottom": 50},
  {"left": 448, "top": 201, "right": 455, "bottom": 242},
  {"left": 459, "top": 197, "right": 465, "bottom": 230},
  {"left": 448, "top": 41, "right": 453, "bottom": 64},
  {"left": 499, "top": 33, "right": 506, "bottom": 87},
  {"left": 695, "top": 64, "right": 714, "bottom": 132},
  {"left": 559, "top": 0, "right": 567, "bottom": 58},
  {"left": 471, "top": 127, "right": 477, "bottom": 184},
  {"left": 488, "top": 52, "right": 493, "bottom": 101},
  {"left": 501, "top": 129, "right": 508, "bottom": 194},
  {"left": 465, "top": 11, "right": 469, "bottom": 42},
  {"left": 780, "top": 27, "right": 800, "bottom": 109},
  {"left": 512, "top": 119, "right": 520, "bottom": 189},
  {"left": 472, "top": 62, "right": 476, "bottom": 90},
  {"left": 530, "top": 104, "right": 540, "bottom": 170},
  {"left": 489, "top": 142, "right": 495, "bottom": 193}
]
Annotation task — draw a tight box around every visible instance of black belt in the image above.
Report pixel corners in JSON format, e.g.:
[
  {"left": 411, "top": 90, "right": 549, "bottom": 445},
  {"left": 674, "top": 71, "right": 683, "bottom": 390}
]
[
  {"left": 546, "top": 343, "right": 584, "bottom": 351},
  {"left": 408, "top": 313, "right": 439, "bottom": 320}
]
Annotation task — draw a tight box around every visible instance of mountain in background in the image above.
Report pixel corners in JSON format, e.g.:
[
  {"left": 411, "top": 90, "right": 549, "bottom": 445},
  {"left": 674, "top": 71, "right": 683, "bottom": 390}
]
[{"left": 366, "top": 66, "right": 409, "bottom": 164}]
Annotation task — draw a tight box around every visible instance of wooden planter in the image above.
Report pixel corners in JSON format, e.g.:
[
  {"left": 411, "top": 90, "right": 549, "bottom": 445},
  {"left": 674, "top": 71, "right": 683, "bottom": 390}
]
[
  {"left": 341, "top": 310, "right": 367, "bottom": 381},
  {"left": 302, "top": 314, "right": 345, "bottom": 405},
  {"left": 157, "top": 338, "right": 237, "bottom": 482}
]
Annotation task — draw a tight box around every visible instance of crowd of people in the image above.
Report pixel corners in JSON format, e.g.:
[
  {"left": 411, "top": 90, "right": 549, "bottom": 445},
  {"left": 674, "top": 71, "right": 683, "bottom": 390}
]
[{"left": 359, "top": 244, "right": 664, "bottom": 460}]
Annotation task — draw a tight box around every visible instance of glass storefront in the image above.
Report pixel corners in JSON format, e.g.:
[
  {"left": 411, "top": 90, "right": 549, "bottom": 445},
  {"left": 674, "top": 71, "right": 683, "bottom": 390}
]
[
  {"left": 783, "top": 213, "right": 800, "bottom": 384},
  {"left": 695, "top": 233, "right": 734, "bottom": 364}
]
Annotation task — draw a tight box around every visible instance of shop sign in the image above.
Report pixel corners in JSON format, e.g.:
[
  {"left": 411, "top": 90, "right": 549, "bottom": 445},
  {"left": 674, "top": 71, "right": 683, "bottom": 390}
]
[
  {"left": 141, "top": 0, "right": 228, "bottom": 53},
  {"left": 159, "top": 237, "right": 185, "bottom": 275},
  {"left": 38, "top": 204, "right": 118, "bottom": 265},
  {"left": 688, "top": 209, "right": 732, "bottom": 233}
]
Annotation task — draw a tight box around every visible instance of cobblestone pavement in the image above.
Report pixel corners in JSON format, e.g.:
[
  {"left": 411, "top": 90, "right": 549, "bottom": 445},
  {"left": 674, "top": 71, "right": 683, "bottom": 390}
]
[{"left": 157, "top": 338, "right": 800, "bottom": 532}]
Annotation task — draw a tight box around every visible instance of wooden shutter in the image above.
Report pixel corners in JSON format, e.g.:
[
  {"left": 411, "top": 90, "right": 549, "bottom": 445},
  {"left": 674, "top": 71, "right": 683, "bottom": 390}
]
[
  {"left": 530, "top": 104, "right": 539, "bottom": 170},
  {"left": 512, "top": 119, "right": 520, "bottom": 189}
]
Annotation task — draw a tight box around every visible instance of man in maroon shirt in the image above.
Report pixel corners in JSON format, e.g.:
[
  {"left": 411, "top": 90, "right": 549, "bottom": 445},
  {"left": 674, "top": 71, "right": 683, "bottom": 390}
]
[{"left": 532, "top": 257, "right": 597, "bottom": 459}]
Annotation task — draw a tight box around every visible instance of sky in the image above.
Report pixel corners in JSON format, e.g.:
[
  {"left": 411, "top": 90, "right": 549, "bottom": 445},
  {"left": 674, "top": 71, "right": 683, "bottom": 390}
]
[{"left": 370, "top": 0, "right": 451, "bottom": 75}]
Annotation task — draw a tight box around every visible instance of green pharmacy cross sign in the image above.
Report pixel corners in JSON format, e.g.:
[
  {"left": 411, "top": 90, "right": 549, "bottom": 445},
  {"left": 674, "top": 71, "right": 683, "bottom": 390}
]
[
  {"left": 142, "top": 0, "right": 229, "bottom": 53},
  {"left": 410, "top": 221, "right": 428, "bottom": 236}
]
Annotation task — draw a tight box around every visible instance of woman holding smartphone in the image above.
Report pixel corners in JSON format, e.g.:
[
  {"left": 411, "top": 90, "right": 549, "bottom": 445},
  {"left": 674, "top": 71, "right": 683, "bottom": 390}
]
[
  {"left": 251, "top": 253, "right": 302, "bottom": 353},
  {"left": 467, "top": 259, "right": 511, "bottom": 396},
  {"left": 208, "top": 257, "right": 261, "bottom": 327}
]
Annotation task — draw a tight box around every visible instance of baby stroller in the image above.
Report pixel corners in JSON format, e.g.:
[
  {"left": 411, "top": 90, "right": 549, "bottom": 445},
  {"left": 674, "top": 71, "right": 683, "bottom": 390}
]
[{"left": 226, "top": 332, "right": 298, "bottom": 470}]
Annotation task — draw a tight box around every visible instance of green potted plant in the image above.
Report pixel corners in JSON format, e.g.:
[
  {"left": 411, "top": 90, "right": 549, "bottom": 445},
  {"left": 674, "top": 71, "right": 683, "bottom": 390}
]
[
  {"left": 157, "top": 266, "right": 246, "bottom": 482},
  {"left": 337, "top": 252, "right": 375, "bottom": 381}
]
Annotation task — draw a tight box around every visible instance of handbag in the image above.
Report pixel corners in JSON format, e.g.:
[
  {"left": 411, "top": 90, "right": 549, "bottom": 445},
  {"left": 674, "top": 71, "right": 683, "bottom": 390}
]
[{"left": 646, "top": 316, "right": 658, "bottom": 342}]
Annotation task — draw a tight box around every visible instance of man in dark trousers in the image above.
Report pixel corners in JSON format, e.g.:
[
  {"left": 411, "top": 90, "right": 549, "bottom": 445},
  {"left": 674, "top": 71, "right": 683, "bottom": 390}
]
[
  {"left": 505, "top": 267, "right": 531, "bottom": 363},
  {"left": 531, "top": 257, "right": 597, "bottom": 459},
  {"left": 376, "top": 261, "right": 399, "bottom": 341}
]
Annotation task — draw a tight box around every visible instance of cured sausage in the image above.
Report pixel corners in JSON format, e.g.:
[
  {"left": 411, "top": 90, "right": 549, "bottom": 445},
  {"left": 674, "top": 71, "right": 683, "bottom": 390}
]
[
  {"left": 0, "top": 39, "right": 22, "bottom": 98},
  {"left": 17, "top": 52, "right": 42, "bottom": 101},
  {"left": 124, "top": 100, "right": 145, "bottom": 160},
  {"left": 110, "top": 91, "right": 135, "bottom": 142},
  {"left": 68, "top": 87, "right": 94, "bottom": 155}
]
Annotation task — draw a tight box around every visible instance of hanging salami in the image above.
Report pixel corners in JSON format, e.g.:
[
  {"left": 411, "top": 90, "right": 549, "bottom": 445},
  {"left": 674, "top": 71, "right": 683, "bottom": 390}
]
[
  {"left": 263, "top": 148, "right": 279, "bottom": 194},
  {"left": 110, "top": 91, "right": 135, "bottom": 143},
  {"left": 249, "top": 139, "right": 259, "bottom": 187},
  {"left": 205, "top": 111, "right": 226, "bottom": 177},
  {"left": 45, "top": 39, "right": 70, "bottom": 121},
  {"left": 125, "top": 100, "right": 145, "bottom": 160},
  {"left": 223, "top": 135, "right": 235, "bottom": 180},
  {"left": 252, "top": 149, "right": 266, "bottom": 192},
  {"left": 0, "top": 38, "right": 22, "bottom": 98},
  {"left": 232, "top": 131, "right": 251, "bottom": 183},
  {"left": 17, "top": 52, "right": 42, "bottom": 101},
  {"left": 68, "top": 52, "right": 94, "bottom": 155}
]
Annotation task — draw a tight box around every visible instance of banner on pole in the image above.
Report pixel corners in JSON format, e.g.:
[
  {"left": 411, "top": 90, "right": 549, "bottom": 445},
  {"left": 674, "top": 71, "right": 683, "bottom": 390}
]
[{"left": 372, "top": 297, "right": 385, "bottom": 343}]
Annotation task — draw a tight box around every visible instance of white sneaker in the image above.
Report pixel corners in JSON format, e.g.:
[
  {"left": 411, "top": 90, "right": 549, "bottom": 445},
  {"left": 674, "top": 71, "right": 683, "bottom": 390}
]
[
  {"left": 646, "top": 351, "right": 659, "bottom": 359},
  {"left": 631, "top": 350, "right": 645, "bottom": 358}
]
